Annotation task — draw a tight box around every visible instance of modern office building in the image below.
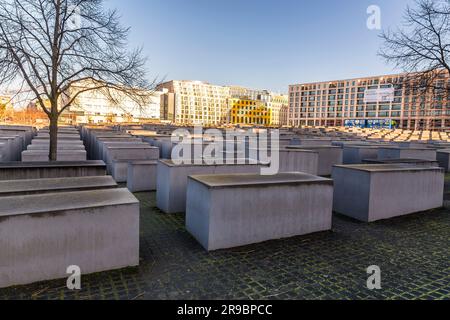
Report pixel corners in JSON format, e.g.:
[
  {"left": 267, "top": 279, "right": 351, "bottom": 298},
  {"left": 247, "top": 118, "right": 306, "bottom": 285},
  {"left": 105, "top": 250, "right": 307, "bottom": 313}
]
[
  {"left": 158, "top": 80, "right": 230, "bottom": 125},
  {"left": 288, "top": 72, "right": 450, "bottom": 130},
  {"left": 61, "top": 81, "right": 165, "bottom": 124},
  {"left": 157, "top": 80, "right": 289, "bottom": 126}
]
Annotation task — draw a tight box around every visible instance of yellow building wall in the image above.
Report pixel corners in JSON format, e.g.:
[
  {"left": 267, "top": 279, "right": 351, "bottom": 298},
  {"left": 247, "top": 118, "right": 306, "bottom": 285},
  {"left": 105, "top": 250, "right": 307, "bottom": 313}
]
[{"left": 229, "top": 99, "right": 271, "bottom": 125}]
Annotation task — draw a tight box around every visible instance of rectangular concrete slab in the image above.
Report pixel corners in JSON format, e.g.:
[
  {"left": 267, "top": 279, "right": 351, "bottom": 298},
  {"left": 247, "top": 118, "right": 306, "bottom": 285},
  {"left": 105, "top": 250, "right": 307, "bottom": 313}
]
[
  {"left": 0, "top": 161, "right": 107, "bottom": 180},
  {"left": 378, "top": 147, "right": 437, "bottom": 161},
  {"left": 287, "top": 145, "right": 343, "bottom": 176},
  {"left": 127, "top": 161, "right": 158, "bottom": 192},
  {"left": 0, "top": 188, "right": 139, "bottom": 289},
  {"left": 0, "top": 176, "right": 117, "bottom": 196},
  {"left": 22, "top": 150, "right": 87, "bottom": 162},
  {"left": 186, "top": 173, "right": 334, "bottom": 251},
  {"left": 332, "top": 164, "right": 444, "bottom": 222},
  {"left": 157, "top": 159, "right": 268, "bottom": 214}
]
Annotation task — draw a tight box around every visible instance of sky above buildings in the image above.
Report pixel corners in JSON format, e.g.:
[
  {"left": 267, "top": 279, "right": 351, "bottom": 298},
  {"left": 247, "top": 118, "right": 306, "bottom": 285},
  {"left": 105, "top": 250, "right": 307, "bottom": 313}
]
[{"left": 107, "top": 0, "right": 416, "bottom": 93}]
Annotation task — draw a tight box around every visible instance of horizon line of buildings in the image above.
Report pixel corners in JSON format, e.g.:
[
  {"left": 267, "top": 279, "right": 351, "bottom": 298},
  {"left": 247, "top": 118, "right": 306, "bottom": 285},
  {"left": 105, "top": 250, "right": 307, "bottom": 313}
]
[{"left": 4, "top": 69, "right": 450, "bottom": 131}]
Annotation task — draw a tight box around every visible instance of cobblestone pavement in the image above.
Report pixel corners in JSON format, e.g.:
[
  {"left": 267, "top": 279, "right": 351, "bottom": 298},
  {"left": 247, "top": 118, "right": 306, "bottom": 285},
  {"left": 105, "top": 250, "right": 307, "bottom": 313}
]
[{"left": 1, "top": 180, "right": 449, "bottom": 300}]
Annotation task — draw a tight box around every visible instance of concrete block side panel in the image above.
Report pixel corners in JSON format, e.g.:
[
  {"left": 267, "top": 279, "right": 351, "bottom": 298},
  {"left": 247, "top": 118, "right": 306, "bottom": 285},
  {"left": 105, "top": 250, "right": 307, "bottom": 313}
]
[
  {"left": 437, "top": 152, "right": 450, "bottom": 172},
  {"left": 127, "top": 163, "right": 157, "bottom": 192},
  {"left": 401, "top": 149, "right": 436, "bottom": 161},
  {"left": 359, "top": 149, "right": 379, "bottom": 163},
  {"left": 111, "top": 161, "right": 128, "bottom": 183},
  {"left": 204, "top": 184, "right": 333, "bottom": 251},
  {"left": 279, "top": 152, "right": 319, "bottom": 175},
  {"left": 185, "top": 179, "right": 212, "bottom": 250},
  {"left": 156, "top": 161, "right": 172, "bottom": 213},
  {"left": 332, "top": 167, "right": 371, "bottom": 221},
  {"left": 378, "top": 149, "right": 399, "bottom": 160},
  {"left": 0, "top": 167, "right": 106, "bottom": 181},
  {"left": 0, "top": 203, "right": 139, "bottom": 289},
  {"left": 343, "top": 148, "right": 360, "bottom": 164},
  {"left": 368, "top": 170, "right": 444, "bottom": 221},
  {"left": 317, "top": 149, "right": 343, "bottom": 176}
]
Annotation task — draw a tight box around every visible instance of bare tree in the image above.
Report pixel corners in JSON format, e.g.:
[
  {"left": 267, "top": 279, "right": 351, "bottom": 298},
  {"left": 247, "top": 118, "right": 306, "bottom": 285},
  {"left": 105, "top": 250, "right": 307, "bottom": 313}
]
[
  {"left": 0, "top": 0, "right": 155, "bottom": 160},
  {"left": 380, "top": 0, "right": 450, "bottom": 91}
]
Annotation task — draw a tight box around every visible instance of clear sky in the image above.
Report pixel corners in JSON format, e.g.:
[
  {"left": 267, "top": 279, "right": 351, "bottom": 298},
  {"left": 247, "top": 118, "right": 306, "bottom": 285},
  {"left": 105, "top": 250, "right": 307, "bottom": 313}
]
[{"left": 106, "top": 0, "right": 415, "bottom": 92}]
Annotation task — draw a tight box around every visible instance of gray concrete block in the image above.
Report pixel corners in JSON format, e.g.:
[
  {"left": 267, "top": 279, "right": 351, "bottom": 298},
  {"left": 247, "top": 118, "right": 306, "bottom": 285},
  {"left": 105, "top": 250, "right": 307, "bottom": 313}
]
[
  {"left": 0, "top": 161, "right": 107, "bottom": 180},
  {"left": 127, "top": 161, "right": 158, "bottom": 192},
  {"left": 156, "top": 160, "right": 267, "bottom": 214},
  {"left": 22, "top": 150, "right": 87, "bottom": 162},
  {"left": 378, "top": 147, "right": 437, "bottom": 161},
  {"left": 332, "top": 164, "right": 444, "bottom": 222},
  {"left": 287, "top": 145, "right": 343, "bottom": 176},
  {"left": 437, "top": 150, "right": 450, "bottom": 172},
  {"left": 0, "top": 188, "right": 139, "bottom": 289},
  {"left": 0, "top": 176, "right": 117, "bottom": 197},
  {"left": 186, "top": 173, "right": 333, "bottom": 251}
]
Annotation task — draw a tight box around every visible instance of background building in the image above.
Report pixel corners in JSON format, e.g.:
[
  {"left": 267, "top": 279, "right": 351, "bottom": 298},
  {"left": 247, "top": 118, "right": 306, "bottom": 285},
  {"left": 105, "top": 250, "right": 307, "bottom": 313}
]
[
  {"left": 268, "top": 94, "right": 289, "bottom": 126},
  {"left": 228, "top": 86, "right": 288, "bottom": 126},
  {"left": 157, "top": 80, "right": 289, "bottom": 126},
  {"left": 228, "top": 98, "right": 271, "bottom": 126},
  {"left": 158, "top": 80, "right": 230, "bottom": 125},
  {"left": 289, "top": 72, "right": 450, "bottom": 131},
  {"left": 61, "top": 81, "right": 165, "bottom": 124}
]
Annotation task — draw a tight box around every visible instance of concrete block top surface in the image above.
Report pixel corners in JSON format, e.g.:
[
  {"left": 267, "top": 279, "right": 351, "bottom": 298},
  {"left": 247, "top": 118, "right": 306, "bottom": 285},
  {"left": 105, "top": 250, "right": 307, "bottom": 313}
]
[
  {"left": 334, "top": 164, "right": 444, "bottom": 173},
  {"left": 107, "top": 146, "right": 158, "bottom": 150},
  {"left": 248, "top": 148, "right": 318, "bottom": 154},
  {"left": 159, "top": 159, "right": 268, "bottom": 167},
  {"left": 189, "top": 172, "right": 333, "bottom": 189},
  {"left": 0, "top": 176, "right": 117, "bottom": 195},
  {"left": 378, "top": 147, "right": 433, "bottom": 151},
  {"left": 0, "top": 188, "right": 138, "bottom": 218},
  {"left": 0, "top": 160, "right": 106, "bottom": 169},
  {"left": 128, "top": 160, "right": 158, "bottom": 165},
  {"left": 363, "top": 158, "right": 438, "bottom": 164},
  {"left": 344, "top": 145, "right": 392, "bottom": 149},
  {"left": 286, "top": 145, "right": 342, "bottom": 150}
]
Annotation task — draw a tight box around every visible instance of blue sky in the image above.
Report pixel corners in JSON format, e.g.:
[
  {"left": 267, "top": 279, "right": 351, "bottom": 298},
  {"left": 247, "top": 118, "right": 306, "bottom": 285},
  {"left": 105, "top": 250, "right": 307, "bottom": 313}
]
[{"left": 107, "top": 0, "right": 415, "bottom": 92}]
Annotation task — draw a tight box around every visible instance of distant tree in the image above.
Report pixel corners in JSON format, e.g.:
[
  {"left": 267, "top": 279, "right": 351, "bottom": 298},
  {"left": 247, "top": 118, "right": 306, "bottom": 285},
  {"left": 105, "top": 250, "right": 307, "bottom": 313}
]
[{"left": 0, "top": 0, "right": 156, "bottom": 160}]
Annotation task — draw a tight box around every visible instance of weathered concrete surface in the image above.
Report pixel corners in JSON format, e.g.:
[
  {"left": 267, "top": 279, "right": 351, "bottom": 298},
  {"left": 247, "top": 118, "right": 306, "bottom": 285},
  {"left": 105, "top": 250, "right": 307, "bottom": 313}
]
[
  {"left": 0, "top": 188, "right": 140, "bottom": 289},
  {"left": 96, "top": 139, "right": 144, "bottom": 161},
  {"left": 0, "top": 176, "right": 117, "bottom": 197},
  {"left": 378, "top": 147, "right": 437, "bottom": 161},
  {"left": 287, "top": 145, "right": 343, "bottom": 176},
  {"left": 362, "top": 158, "right": 440, "bottom": 168},
  {"left": 157, "top": 160, "right": 267, "bottom": 214},
  {"left": 291, "top": 138, "right": 333, "bottom": 146},
  {"left": 0, "top": 161, "right": 106, "bottom": 180},
  {"left": 127, "top": 161, "right": 158, "bottom": 192},
  {"left": 343, "top": 145, "right": 389, "bottom": 164},
  {"left": 332, "top": 164, "right": 444, "bottom": 222},
  {"left": 22, "top": 150, "right": 87, "bottom": 162},
  {"left": 27, "top": 144, "right": 86, "bottom": 151},
  {"left": 437, "top": 150, "right": 450, "bottom": 172},
  {"left": 249, "top": 148, "right": 319, "bottom": 175},
  {"left": 186, "top": 173, "right": 333, "bottom": 251},
  {"left": 32, "top": 139, "right": 84, "bottom": 145}
]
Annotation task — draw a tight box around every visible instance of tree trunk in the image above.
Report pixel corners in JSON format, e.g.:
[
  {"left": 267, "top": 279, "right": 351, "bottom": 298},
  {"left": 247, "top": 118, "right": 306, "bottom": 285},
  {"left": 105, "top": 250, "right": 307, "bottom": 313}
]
[{"left": 49, "top": 114, "right": 58, "bottom": 161}]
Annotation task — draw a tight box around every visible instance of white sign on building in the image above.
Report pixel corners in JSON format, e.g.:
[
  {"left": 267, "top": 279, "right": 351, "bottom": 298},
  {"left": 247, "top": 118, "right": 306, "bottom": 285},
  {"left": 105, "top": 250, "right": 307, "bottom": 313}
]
[{"left": 364, "top": 88, "right": 395, "bottom": 103}]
